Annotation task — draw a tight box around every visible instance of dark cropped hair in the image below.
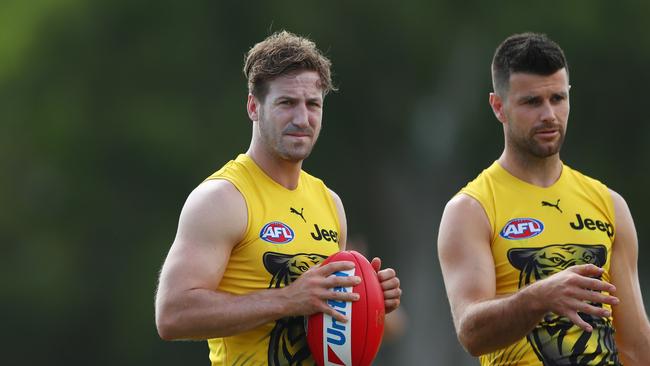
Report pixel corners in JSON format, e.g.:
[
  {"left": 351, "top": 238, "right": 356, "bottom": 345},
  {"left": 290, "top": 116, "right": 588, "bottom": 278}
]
[
  {"left": 492, "top": 33, "right": 568, "bottom": 96},
  {"left": 243, "top": 30, "right": 336, "bottom": 101}
]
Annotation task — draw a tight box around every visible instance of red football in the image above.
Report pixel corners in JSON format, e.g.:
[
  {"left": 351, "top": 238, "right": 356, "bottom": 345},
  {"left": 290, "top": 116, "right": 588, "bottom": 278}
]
[{"left": 307, "top": 250, "right": 385, "bottom": 366}]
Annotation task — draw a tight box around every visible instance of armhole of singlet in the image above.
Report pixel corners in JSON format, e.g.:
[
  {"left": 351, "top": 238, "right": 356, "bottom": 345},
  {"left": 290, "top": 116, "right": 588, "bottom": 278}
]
[
  {"left": 457, "top": 190, "right": 496, "bottom": 245},
  {"left": 206, "top": 176, "right": 252, "bottom": 252}
]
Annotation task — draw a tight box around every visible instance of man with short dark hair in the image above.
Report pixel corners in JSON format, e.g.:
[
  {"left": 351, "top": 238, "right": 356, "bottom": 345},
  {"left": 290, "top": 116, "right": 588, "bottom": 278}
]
[
  {"left": 438, "top": 33, "right": 650, "bottom": 365},
  {"left": 155, "top": 31, "right": 401, "bottom": 365}
]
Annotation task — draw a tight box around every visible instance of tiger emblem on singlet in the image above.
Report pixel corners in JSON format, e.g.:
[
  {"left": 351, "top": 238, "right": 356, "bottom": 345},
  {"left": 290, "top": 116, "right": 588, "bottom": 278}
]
[
  {"left": 507, "top": 244, "right": 620, "bottom": 365},
  {"left": 263, "top": 252, "right": 327, "bottom": 366}
]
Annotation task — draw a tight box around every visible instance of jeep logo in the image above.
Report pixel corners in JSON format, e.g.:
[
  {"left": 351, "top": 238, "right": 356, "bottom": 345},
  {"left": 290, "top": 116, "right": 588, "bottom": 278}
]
[
  {"left": 310, "top": 224, "right": 339, "bottom": 243},
  {"left": 569, "top": 213, "right": 614, "bottom": 237}
]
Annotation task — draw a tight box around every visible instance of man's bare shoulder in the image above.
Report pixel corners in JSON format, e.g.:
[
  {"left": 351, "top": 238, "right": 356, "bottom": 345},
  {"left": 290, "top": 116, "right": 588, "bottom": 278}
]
[
  {"left": 183, "top": 179, "right": 246, "bottom": 212},
  {"left": 439, "top": 192, "right": 492, "bottom": 243},
  {"left": 194, "top": 178, "right": 242, "bottom": 198},
  {"left": 444, "top": 192, "right": 486, "bottom": 214},
  {"left": 176, "top": 179, "right": 247, "bottom": 246},
  {"left": 326, "top": 188, "right": 347, "bottom": 249},
  {"left": 327, "top": 188, "right": 342, "bottom": 206},
  {"left": 608, "top": 188, "right": 627, "bottom": 208}
]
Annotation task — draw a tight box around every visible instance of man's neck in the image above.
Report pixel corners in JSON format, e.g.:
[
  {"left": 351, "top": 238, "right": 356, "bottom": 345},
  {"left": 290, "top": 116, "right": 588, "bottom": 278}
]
[
  {"left": 497, "top": 149, "right": 563, "bottom": 188},
  {"left": 246, "top": 147, "right": 302, "bottom": 190}
]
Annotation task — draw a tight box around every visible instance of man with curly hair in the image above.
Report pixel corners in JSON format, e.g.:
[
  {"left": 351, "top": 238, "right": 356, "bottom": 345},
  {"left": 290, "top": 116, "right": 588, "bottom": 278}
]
[{"left": 155, "top": 31, "right": 402, "bottom": 365}]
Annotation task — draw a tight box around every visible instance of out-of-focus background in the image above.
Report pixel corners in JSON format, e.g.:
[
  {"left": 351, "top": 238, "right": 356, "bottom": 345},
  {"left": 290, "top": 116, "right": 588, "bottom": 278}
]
[{"left": 3, "top": 1, "right": 650, "bottom": 365}]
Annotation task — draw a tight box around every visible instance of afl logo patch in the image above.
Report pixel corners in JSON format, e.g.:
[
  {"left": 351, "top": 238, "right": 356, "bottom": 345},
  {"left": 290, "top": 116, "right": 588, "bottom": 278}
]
[
  {"left": 260, "top": 222, "right": 295, "bottom": 244},
  {"left": 500, "top": 218, "right": 544, "bottom": 240}
]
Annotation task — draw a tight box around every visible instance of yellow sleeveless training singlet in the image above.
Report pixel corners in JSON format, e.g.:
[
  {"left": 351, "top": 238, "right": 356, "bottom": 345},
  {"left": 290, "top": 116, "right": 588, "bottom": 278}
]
[
  {"left": 205, "top": 154, "right": 341, "bottom": 366},
  {"left": 460, "top": 162, "right": 620, "bottom": 366}
]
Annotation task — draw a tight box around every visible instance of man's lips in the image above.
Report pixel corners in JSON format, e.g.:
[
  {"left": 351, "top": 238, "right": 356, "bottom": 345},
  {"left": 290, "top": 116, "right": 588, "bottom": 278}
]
[
  {"left": 534, "top": 128, "right": 560, "bottom": 139},
  {"left": 285, "top": 132, "right": 312, "bottom": 138}
]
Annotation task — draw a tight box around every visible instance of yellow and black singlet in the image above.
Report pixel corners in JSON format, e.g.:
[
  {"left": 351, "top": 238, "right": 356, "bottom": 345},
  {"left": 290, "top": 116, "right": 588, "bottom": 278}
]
[
  {"left": 205, "top": 154, "right": 341, "bottom": 366},
  {"left": 460, "top": 162, "right": 620, "bottom": 366}
]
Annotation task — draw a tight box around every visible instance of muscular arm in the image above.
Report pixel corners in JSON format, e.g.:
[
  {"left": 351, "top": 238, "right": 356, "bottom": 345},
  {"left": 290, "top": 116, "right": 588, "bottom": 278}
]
[
  {"left": 155, "top": 180, "right": 359, "bottom": 340},
  {"left": 609, "top": 189, "right": 650, "bottom": 364},
  {"left": 438, "top": 194, "right": 618, "bottom": 356}
]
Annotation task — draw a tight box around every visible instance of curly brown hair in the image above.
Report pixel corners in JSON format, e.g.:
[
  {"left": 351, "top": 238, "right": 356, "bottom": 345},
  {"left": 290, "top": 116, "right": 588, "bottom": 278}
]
[{"left": 243, "top": 30, "right": 336, "bottom": 101}]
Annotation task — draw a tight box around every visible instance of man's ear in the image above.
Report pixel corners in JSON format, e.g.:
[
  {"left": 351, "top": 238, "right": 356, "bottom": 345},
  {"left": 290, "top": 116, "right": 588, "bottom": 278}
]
[
  {"left": 247, "top": 93, "right": 260, "bottom": 122},
  {"left": 489, "top": 92, "right": 507, "bottom": 124}
]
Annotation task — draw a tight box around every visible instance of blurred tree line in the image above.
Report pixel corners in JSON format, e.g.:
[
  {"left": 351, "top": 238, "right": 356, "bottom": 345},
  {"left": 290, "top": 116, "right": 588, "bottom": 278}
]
[{"left": 2, "top": 1, "right": 650, "bottom": 365}]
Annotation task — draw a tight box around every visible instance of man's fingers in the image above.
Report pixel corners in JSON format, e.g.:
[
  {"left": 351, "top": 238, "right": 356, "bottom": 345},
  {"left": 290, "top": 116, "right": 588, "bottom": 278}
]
[
  {"left": 383, "top": 287, "right": 402, "bottom": 300},
  {"left": 371, "top": 257, "right": 381, "bottom": 272},
  {"left": 380, "top": 276, "right": 400, "bottom": 291},
  {"left": 324, "top": 274, "right": 361, "bottom": 289},
  {"left": 323, "top": 290, "right": 360, "bottom": 303},
  {"left": 318, "top": 260, "right": 355, "bottom": 275},
  {"left": 570, "top": 263, "right": 604, "bottom": 277},
  {"left": 577, "top": 288, "right": 619, "bottom": 306},
  {"left": 572, "top": 298, "right": 611, "bottom": 318},
  {"left": 384, "top": 298, "right": 400, "bottom": 314},
  {"left": 377, "top": 267, "right": 397, "bottom": 282},
  {"left": 323, "top": 304, "right": 349, "bottom": 323},
  {"left": 566, "top": 311, "right": 593, "bottom": 332},
  {"left": 575, "top": 276, "right": 617, "bottom": 293}
]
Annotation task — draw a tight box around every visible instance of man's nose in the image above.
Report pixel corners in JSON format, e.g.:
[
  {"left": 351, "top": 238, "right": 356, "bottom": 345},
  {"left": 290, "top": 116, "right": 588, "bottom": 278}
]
[
  {"left": 540, "top": 100, "right": 556, "bottom": 122},
  {"left": 292, "top": 103, "right": 310, "bottom": 127}
]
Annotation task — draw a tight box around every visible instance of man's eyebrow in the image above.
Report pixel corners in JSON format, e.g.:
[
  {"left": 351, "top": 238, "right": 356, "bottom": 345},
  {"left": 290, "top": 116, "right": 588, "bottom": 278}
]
[
  {"left": 518, "top": 95, "right": 540, "bottom": 103},
  {"left": 273, "top": 95, "right": 296, "bottom": 102}
]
